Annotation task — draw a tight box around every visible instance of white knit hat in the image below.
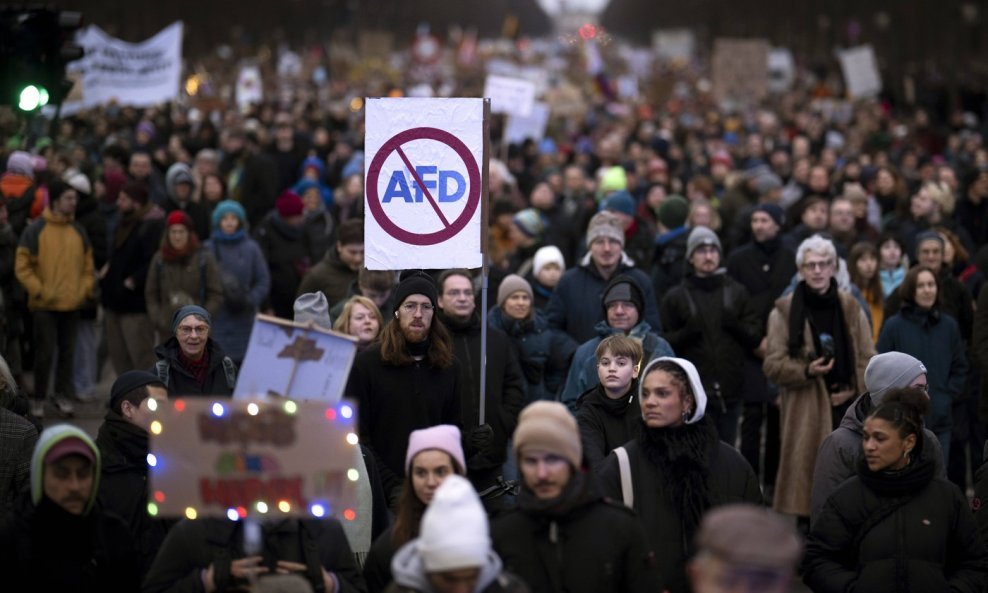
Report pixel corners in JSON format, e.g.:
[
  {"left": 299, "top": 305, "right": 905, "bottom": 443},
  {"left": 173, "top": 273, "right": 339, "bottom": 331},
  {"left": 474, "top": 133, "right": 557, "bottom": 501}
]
[
  {"left": 417, "top": 475, "right": 490, "bottom": 572},
  {"left": 533, "top": 245, "right": 566, "bottom": 277}
]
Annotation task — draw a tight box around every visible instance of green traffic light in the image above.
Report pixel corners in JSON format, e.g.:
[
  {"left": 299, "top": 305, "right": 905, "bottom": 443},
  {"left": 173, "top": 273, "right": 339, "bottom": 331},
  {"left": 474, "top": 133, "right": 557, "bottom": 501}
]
[{"left": 17, "top": 85, "right": 49, "bottom": 111}]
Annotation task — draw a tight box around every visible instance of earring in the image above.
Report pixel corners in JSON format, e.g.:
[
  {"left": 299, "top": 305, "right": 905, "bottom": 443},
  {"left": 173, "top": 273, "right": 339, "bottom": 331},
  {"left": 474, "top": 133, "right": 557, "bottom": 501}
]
[{"left": 682, "top": 409, "right": 691, "bottom": 422}]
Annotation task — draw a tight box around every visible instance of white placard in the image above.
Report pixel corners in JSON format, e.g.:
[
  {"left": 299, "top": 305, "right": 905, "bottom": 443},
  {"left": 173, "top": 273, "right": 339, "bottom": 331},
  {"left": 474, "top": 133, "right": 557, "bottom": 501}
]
[
  {"left": 652, "top": 29, "right": 696, "bottom": 62},
  {"left": 364, "top": 98, "right": 485, "bottom": 270},
  {"left": 768, "top": 48, "right": 795, "bottom": 93},
  {"left": 838, "top": 45, "right": 882, "bottom": 99},
  {"left": 505, "top": 101, "right": 550, "bottom": 144},
  {"left": 233, "top": 315, "right": 358, "bottom": 403},
  {"left": 483, "top": 75, "right": 536, "bottom": 117},
  {"left": 67, "top": 22, "right": 183, "bottom": 109},
  {"left": 236, "top": 66, "right": 263, "bottom": 110}
]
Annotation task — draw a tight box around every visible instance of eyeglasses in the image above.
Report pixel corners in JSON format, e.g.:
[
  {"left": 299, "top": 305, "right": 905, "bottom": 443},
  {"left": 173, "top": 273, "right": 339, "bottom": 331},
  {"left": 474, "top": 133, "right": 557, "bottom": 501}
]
[
  {"left": 801, "top": 260, "right": 834, "bottom": 271},
  {"left": 177, "top": 325, "right": 209, "bottom": 336},
  {"left": 401, "top": 302, "right": 434, "bottom": 314}
]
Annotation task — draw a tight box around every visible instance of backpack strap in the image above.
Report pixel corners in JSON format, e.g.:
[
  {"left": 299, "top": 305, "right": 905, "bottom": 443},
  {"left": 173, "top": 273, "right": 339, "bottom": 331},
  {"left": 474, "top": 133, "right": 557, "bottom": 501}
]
[
  {"left": 154, "top": 359, "right": 170, "bottom": 387},
  {"left": 614, "top": 446, "right": 634, "bottom": 509},
  {"left": 222, "top": 356, "right": 237, "bottom": 390}
]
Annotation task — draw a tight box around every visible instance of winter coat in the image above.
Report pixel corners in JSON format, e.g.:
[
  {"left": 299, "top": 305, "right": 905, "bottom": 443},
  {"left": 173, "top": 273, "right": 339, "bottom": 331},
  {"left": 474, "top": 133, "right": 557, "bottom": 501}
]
[
  {"left": 254, "top": 212, "right": 313, "bottom": 319},
  {"left": 145, "top": 248, "right": 224, "bottom": 335},
  {"left": 162, "top": 199, "right": 211, "bottom": 243},
  {"left": 575, "top": 382, "right": 640, "bottom": 470},
  {"left": 810, "top": 392, "right": 946, "bottom": 524},
  {"left": 0, "top": 407, "right": 37, "bottom": 510},
  {"left": 152, "top": 337, "right": 237, "bottom": 397},
  {"left": 0, "top": 425, "right": 141, "bottom": 591},
  {"left": 491, "top": 475, "right": 661, "bottom": 593},
  {"left": 560, "top": 320, "right": 673, "bottom": 410},
  {"left": 95, "top": 410, "right": 171, "bottom": 576},
  {"left": 299, "top": 247, "right": 360, "bottom": 308},
  {"left": 725, "top": 236, "right": 797, "bottom": 326},
  {"left": 364, "top": 526, "right": 400, "bottom": 593},
  {"left": 346, "top": 343, "right": 462, "bottom": 497},
  {"left": 440, "top": 311, "right": 526, "bottom": 473},
  {"left": 546, "top": 253, "right": 661, "bottom": 343},
  {"left": 0, "top": 171, "right": 44, "bottom": 234},
  {"left": 762, "top": 289, "right": 874, "bottom": 517},
  {"left": 304, "top": 209, "right": 336, "bottom": 263},
  {"left": 975, "top": 284, "right": 988, "bottom": 423},
  {"left": 660, "top": 272, "right": 762, "bottom": 408},
  {"left": 487, "top": 307, "right": 577, "bottom": 403},
  {"left": 650, "top": 226, "right": 689, "bottom": 298},
  {"left": 0, "top": 221, "right": 25, "bottom": 339},
  {"left": 15, "top": 207, "right": 95, "bottom": 311},
  {"left": 101, "top": 205, "right": 164, "bottom": 313},
  {"left": 804, "top": 458, "right": 988, "bottom": 593},
  {"left": 74, "top": 192, "right": 109, "bottom": 320},
  {"left": 885, "top": 268, "right": 974, "bottom": 342},
  {"left": 220, "top": 151, "right": 281, "bottom": 229},
  {"left": 387, "top": 540, "right": 528, "bottom": 593},
  {"left": 596, "top": 420, "right": 763, "bottom": 593},
  {"left": 143, "top": 517, "right": 366, "bottom": 593},
  {"left": 877, "top": 306, "right": 968, "bottom": 434},
  {"left": 204, "top": 233, "right": 271, "bottom": 362}
]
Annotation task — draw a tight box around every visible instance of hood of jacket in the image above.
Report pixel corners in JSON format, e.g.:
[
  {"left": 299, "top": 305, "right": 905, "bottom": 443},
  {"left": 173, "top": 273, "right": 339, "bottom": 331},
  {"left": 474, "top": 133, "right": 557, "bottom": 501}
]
[
  {"left": 390, "top": 539, "right": 503, "bottom": 593},
  {"left": 165, "top": 162, "right": 195, "bottom": 201},
  {"left": 31, "top": 424, "right": 101, "bottom": 514}
]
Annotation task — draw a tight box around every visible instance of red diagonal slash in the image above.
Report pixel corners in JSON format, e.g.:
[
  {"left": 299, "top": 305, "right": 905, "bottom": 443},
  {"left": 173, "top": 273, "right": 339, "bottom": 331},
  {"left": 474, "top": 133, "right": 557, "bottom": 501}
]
[{"left": 395, "top": 145, "right": 452, "bottom": 229}]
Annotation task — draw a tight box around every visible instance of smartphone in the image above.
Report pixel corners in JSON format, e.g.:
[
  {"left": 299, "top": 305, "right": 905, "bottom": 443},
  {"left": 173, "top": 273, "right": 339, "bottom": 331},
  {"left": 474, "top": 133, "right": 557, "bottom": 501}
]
[{"left": 819, "top": 333, "right": 835, "bottom": 363}]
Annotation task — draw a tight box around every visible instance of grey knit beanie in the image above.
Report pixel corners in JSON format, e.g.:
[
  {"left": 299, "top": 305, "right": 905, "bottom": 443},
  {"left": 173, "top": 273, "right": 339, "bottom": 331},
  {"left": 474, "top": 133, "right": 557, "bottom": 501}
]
[{"left": 865, "top": 352, "right": 928, "bottom": 406}]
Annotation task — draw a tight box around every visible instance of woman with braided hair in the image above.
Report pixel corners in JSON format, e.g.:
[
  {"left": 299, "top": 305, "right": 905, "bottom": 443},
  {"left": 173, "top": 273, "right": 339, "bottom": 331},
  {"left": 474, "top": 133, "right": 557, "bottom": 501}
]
[{"left": 803, "top": 387, "right": 988, "bottom": 593}]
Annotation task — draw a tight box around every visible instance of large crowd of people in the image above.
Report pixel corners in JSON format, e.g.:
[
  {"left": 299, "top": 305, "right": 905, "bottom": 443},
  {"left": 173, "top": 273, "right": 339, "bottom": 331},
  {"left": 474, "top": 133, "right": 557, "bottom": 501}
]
[{"left": 2, "top": 25, "right": 988, "bottom": 593}]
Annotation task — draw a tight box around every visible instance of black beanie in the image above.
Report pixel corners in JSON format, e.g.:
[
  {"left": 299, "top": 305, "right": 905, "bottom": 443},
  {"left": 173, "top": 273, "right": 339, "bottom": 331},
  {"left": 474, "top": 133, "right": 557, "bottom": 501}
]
[
  {"left": 393, "top": 271, "right": 438, "bottom": 311},
  {"left": 109, "top": 370, "right": 164, "bottom": 411}
]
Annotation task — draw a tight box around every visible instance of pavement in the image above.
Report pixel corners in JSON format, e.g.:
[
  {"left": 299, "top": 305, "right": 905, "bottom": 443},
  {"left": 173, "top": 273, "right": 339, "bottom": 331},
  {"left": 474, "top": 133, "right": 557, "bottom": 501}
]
[{"left": 31, "top": 359, "right": 117, "bottom": 440}]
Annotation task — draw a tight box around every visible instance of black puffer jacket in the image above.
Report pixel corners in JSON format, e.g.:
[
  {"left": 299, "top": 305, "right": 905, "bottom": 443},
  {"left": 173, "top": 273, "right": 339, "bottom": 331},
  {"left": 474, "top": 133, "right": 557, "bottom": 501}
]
[
  {"left": 596, "top": 419, "right": 762, "bottom": 593},
  {"left": 660, "top": 272, "right": 762, "bottom": 408},
  {"left": 491, "top": 473, "right": 661, "bottom": 593},
  {"left": 487, "top": 307, "right": 577, "bottom": 403},
  {"left": 804, "top": 451, "right": 988, "bottom": 593}
]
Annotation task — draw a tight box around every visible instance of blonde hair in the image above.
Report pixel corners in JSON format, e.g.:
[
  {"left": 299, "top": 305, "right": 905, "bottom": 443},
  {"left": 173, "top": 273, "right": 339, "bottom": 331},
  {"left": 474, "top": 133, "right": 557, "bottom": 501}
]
[
  {"left": 333, "top": 295, "right": 384, "bottom": 338},
  {"left": 923, "top": 180, "right": 955, "bottom": 216}
]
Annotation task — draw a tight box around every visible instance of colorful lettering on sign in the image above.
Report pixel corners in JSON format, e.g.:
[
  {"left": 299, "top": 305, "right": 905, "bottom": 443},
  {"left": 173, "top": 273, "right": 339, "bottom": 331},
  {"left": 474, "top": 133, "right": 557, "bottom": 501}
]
[
  {"left": 382, "top": 167, "right": 466, "bottom": 203},
  {"left": 197, "top": 409, "right": 296, "bottom": 447},
  {"left": 199, "top": 476, "right": 307, "bottom": 508},
  {"left": 215, "top": 451, "right": 282, "bottom": 475}
]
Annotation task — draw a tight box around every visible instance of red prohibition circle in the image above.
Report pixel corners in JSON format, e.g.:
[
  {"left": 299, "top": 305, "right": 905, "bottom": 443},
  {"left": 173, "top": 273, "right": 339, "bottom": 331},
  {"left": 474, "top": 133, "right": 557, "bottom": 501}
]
[{"left": 366, "top": 127, "right": 481, "bottom": 246}]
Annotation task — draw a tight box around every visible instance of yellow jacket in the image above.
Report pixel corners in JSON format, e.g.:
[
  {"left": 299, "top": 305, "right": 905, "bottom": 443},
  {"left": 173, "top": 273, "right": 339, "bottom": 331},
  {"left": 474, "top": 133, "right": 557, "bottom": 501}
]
[{"left": 15, "top": 207, "right": 95, "bottom": 311}]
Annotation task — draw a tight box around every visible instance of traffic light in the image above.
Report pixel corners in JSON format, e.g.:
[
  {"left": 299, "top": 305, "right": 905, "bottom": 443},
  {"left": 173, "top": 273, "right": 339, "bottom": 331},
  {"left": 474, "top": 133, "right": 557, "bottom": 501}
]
[{"left": 0, "top": 7, "right": 83, "bottom": 112}]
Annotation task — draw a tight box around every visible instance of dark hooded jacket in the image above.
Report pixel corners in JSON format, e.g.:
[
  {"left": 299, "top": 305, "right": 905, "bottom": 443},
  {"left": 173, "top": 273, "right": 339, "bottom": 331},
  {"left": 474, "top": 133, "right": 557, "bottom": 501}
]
[
  {"left": 152, "top": 336, "right": 237, "bottom": 397},
  {"left": 576, "top": 381, "right": 641, "bottom": 470}
]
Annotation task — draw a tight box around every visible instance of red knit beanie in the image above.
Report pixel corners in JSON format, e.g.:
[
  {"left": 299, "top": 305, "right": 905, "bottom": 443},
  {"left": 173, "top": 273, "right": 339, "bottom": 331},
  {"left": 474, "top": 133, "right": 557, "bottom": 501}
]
[
  {"left": 276, "top": 190, "right": 304, "bottom": 218},
  {"left": 166, "top": 210, "right": 194, "bottom": 230}
]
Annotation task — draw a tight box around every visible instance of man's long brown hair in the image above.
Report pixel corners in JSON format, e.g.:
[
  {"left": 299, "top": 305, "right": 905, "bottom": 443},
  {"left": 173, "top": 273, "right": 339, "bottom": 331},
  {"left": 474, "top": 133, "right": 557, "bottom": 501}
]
[{"left": 379, "top": 312, "right": 454, "bottom": 368}]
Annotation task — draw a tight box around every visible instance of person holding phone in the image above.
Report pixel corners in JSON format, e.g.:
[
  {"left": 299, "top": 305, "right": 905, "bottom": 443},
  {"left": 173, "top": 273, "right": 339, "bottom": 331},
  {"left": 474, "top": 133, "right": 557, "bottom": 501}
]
[{"left": 763, "top": 235, "right": 875, "bottom": 524}]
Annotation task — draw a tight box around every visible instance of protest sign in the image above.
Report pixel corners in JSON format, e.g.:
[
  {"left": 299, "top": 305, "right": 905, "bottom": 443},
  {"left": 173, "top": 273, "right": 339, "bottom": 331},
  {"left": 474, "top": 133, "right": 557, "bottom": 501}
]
[
  {"left": 236, "top": 65, "right": 262, "bottom": 110},
  {"left": 711, "top": 38, "right": 771, "bottom": 107},
  {"left": 66, "top": 21, "right": 183, "bottom": 110},
  {"left": 484, "top": 74, "right": 536, "bottom": 118},
  {"left": 838, "top": 45, "right": 882, "bottom": 99},
  {"left": 652, "top": 29, "right": 696, "bottom": 62},
  {"left": 364, "top": 98, "right": 486, "bottom": 270},
  {"left": 233, "top": 315, "right": 358, "bottom": 403},
  {"left": 505, "top": 101, "right": 550, "bottom": 144},
  {"left": 147, "top": 398, "right": 360, "bottom": 520}
]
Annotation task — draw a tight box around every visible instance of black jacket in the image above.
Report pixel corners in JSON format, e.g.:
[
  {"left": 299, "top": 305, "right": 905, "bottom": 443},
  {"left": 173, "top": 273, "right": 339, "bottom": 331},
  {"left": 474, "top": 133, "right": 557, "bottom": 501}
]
[
  {"left": 491, "top": 474, "right": 661, "bottom": 593},
  {"left": 597, "top": 420, "right": 763, "bottom": 593},
  {"left": 439, "top": 311, "right": 526, "bottom": 474},
  {"left": 152, "top": 337, "right": 237, "bottom": 397},
  {"left": 660, "top": 272, "right": 762, "bottom": 407},
  {"left": 96, "top": 410, "right": 172, "bottom": 577},
  {"left": 575, "top": 382, "right": 640, "bottom": 470},
  {"left": 804, "top": 457, "right": 988, "bottom": 593},
  {"left": 254, "top": 212, "right": 313, "bottom": 319},
  {"left": 101, "top": 211, "right": 164, "bottom": 313},
  {"left": 346, "top": 343, "right": 462, "bottom": 498},
  {"left": 143, "top": 517, "right": 366, "bottom": 593},
  {"left": 487, "top": 307, "right": 577, "bottom": 403},
  {"left": 725, "top": 236, "right": 798, "bottom": 326},
  {"left": 0, "top": 493, "right": 141, "bottom": 592}
]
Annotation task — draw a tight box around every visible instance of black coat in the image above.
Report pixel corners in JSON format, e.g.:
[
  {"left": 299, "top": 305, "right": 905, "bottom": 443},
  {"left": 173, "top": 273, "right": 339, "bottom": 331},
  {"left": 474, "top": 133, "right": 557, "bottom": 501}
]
[
  {"left": 152, "top": 337, "right": 237, "bottom": 397},
  {"left": 0, "top": 493, "right": 141, "bottom": 592},
  {"left": 575, "top": 382, "right": 640, "bottom": 470},
  {"left": 885, "top": 268, "right": 974, "bottom": 342},
  {"left": 346, "top": 343, "right": 462, "bottom": 498},
  {"left": 491, "top": 477, "right": 661, "bottom": 593},
  {"left": 163, "top": 196, "right": 211, "bottom": 241},
  {"left": 254, "top": 212, "right": 313, "bottom": 319},
  {"left": 804, "top": 464, "right": 988, "bottom": 593},
  {"left": 725, "top": 236, "right": 798, "bottom": 326},
  {"left": 363, "top": 525, "right": 399, "bottom": 593},
  {"left": 101, "top": 212, "right": 164, "bottom": 313},
  {"left": 596, "top": 421, "right": 763, "bottom": 593},
  {"left": 96, "top": 411, "right": 172, "bottom": 577},
  {"left": 487, "top": 307, "right": 577, "bottom": 404},
  {"left": 143, "top": 517, "right": 366, "bottom": 593},
  {"left": 440, "top": 311, "right": 526, "bottom": 474},
  {"left": 660, "top": 273, "right": 762, "bottom": 407}
]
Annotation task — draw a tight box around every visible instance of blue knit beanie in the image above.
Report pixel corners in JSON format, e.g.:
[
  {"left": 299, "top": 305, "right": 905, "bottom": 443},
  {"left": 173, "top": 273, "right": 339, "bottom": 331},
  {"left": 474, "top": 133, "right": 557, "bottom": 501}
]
[{"left": 211, "top": 200, "right": 247, "bottom": 231}]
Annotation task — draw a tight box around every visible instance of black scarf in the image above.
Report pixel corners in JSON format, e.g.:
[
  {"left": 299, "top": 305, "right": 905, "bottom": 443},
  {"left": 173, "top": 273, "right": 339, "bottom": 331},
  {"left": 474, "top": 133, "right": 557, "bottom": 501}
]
[
  {"left": 755, "top": 234, "right": 782, "bottom": 255},
  {"left": 788, "top": 279, "right": 853, "bottom": 387},
  {"left": 518, "top": 469, "right": 598, "bottom": 519},
  {"left": 638, "top": 416, "right": 717, "bottom": 536},
  {"left": 406, "top": 336, "right": 431, "bottom": 358},
  {"left": 96, "top": 411, "right": 149, "bottom": 470},
  {"left": 901, "top": 303, "right": 941, "bottom": 329}
]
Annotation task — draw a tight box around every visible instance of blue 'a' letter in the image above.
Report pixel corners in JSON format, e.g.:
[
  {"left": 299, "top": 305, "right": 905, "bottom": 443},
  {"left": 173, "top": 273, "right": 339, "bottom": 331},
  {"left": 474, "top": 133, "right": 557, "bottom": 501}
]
[{"left": 382, "top": 171, "right": 413, "bottom": 203}]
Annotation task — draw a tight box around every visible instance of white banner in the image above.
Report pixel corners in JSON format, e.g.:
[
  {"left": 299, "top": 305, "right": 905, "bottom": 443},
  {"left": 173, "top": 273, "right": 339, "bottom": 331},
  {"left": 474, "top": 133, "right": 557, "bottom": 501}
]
[
  {"left": 505, "top": 102, "right": 550, "bottom": 144},
  {"left": 483, "top": 75, "right": 536, "bottom": 117},
  {"left": 68, "top": 21, "right": 183, "bottom": 109},
  {"left": 838, "top": 45, "right": 882, "bottom": 99},
  {"left": 364, "top": 98, "right": 484, "bottom": 270},
  {"left": 236, "top": 65, "right": 263, "bottom": 110}
]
